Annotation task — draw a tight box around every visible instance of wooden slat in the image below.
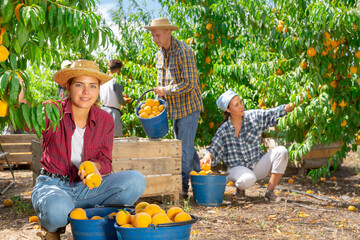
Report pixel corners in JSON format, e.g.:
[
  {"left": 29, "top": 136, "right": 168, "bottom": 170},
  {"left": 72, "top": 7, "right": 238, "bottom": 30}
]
[
  {"left": 0, "top": 134, "right": 38, "bottom": 143},
  {"left": 31, "top": 140, "right": 43, "bottom": 156},
  {"left": 0, "top": 134, "right": 39, "bottom": 166},
  {"left": 302, "top": 158, "right": 342, "bottom": 169},
  {"left": 112, "top": 157, "right": 181, "bottom": 175},
  {"left": 1, "top": 144, "right": 32, "bottom": 152},
  {"left": 0, "top": 154, "right": 32, "bottom": 164},
  {"left": 112, "top": 138, "right": 181, "bottom": 159},
  {"left": 31, "top": 140, "right": 43, "bottom": 173},
  {"left": 142, "top": 175, "right": 181, "bottom": 197},
  {"left": 311, "top": 141, "right": 341, "bottom": 150},
  {"left": 31, "top": 155, "right": 42, "bottom": 173},
  {"left": 0, "top": 152, "right": 9, "bottom": 158},
  {"left": 302, "top": 149, "right": 338, "bottom": 160},
  {"left": 288, "top": 161, "right": 303, "bottom": 168}
]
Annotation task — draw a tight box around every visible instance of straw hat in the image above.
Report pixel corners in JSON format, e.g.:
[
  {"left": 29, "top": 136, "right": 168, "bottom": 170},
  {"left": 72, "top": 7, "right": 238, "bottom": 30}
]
[
  {"left": 53, "top": 60, "right": 112, "bottom": 86},
  {"left": 143, "top": 18, "right": 179, "bottom": 31}
]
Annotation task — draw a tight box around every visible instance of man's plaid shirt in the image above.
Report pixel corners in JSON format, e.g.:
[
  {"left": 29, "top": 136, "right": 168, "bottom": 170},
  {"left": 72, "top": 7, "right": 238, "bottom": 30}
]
[
  {"left": 156, "top": 36, "right": 203, "bottom": 120},
  {"left": 206, "top": 105, "right": 287, "bottom": 169}
]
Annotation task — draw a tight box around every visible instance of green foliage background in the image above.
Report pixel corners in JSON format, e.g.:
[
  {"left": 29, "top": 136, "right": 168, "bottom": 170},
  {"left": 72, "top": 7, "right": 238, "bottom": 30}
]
[{"left": 109, "top": 0, "right": 360, "bottom": 179}]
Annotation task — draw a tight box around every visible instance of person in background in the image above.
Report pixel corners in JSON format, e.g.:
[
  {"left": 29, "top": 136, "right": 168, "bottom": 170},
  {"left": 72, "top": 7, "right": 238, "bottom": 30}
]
[
  {"left": 57, "top": 60, "right": 72, "bottom": 100},
  {"left": 144, "top": 18, "right": 203, "bottom": 199},
  {"left": 32, "top": 60, "right": 146, "bottom": 240},
  {"left": 200, "top": 89, "right": 300, "bottom": 202},
  {"left": 99, "top": 59, "right": 130, "bottom": 138}
]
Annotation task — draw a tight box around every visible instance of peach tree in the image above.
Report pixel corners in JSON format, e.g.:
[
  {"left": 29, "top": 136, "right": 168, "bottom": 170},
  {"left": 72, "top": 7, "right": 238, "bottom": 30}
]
[
  {"left": 0, "top": 0, "right": 112, "bottom": 137},
  {"left": 111, "top": 0, "right": 359, "bottom": 179}
]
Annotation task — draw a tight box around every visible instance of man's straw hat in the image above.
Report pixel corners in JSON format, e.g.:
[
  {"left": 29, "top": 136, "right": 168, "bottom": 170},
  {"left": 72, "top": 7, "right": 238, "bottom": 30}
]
[
  {"left": 143, "top": 18, "right": 179, "bottom": 31},
  {"left": 53, "top": 60, "right": 112, "bottom": 86}
]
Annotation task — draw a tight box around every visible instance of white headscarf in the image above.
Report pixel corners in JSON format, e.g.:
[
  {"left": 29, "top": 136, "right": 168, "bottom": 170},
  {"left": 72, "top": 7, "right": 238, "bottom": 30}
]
[{"left": 216, "top": 89, "right": 238, "bottom": 112}]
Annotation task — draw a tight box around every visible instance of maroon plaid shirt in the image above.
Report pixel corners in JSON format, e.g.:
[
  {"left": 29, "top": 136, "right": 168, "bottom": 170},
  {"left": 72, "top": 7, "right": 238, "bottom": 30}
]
[{"left": 40, "top": 99, "right": 114, "bottom": 184}]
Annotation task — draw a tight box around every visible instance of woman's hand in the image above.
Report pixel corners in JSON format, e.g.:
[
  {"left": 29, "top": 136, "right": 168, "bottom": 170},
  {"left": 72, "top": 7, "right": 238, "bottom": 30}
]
[
  {"left": 285, "top": 94, "right": 304, "bottom": 112},
  {"left": 200, "top": 152, "right": 212, "bottom": 168},
  {"left": 78, "top": 161, "right": 103, "bottom": 190}
]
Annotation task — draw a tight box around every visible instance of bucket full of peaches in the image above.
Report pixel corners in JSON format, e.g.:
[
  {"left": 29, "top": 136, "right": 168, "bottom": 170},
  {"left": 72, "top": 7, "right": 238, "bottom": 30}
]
[
  {"left": 190, "top": 164, "right": 227, "bottom": 207},
  {"left": 135, "top": 89, "right": 168, "bottom": 138},
  {"left": 114, "top": 201, "right": 198, "bottom": 240},
  {"left": 68, "top": 205, "right": 134, "bottom": 240}
]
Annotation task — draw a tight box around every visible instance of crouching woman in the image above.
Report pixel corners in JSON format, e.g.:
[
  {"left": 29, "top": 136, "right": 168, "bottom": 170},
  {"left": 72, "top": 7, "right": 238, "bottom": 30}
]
[{"left": 201, "top": 89, "right": 299, "bottom": 202}]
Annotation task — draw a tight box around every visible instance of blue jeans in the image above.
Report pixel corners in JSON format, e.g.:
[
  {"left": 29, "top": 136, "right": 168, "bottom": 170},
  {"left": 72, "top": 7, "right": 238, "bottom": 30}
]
[
  {"left": 32, "top": 170, "right": 146, "bottom": 232},
  {"left": 173, "top": 110, "right": 201, "bottom": 193}
]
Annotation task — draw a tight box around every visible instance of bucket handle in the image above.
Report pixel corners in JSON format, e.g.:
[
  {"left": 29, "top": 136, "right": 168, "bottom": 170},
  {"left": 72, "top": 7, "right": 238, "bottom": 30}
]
[
  {"left": 135, "top": 88, "right": 154, "bottom": 107},
  {"left": 95, "top": 204, "right": 135, "bottom": 209}
]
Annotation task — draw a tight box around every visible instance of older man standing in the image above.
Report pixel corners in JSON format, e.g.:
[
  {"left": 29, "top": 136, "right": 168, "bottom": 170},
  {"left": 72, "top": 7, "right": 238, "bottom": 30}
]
[{"left": 144, "top": 18, "right": 203, "bottom": 199}]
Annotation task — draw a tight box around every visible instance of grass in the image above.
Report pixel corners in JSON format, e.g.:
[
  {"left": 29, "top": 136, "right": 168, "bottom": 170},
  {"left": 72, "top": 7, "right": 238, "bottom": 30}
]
[{"left": 10, "top": 195, "right": 35, "bottom": 215}]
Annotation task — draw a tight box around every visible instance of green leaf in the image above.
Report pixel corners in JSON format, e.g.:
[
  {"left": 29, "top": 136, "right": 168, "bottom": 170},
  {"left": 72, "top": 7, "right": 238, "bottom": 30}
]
[
  {"left": 57, "top": 6, "right": 64, "bottom": 32},
  {"left": 2, "top": 30, "right": 9, "bottom": 47},
  {"left": 9, "top": 72, "right": 20, "bottom": 106},
  {"left": 0, "top": 0, "right": 13, "bottom": 23},
  {"left": 13, "top": 39, "right": 21, "bottom": 56},
  {"left": 30, "top": 7, "right": 39, "bottom": 30},
  {"left": 0, "top": 71, "right": 11, "bottom": 96},
  {"left": 36, "top": 103, "right": 45, "bottom": 130},
  {"left": 45, "top": 103, "right": 56, "bottom": 130},
  {"left": 16, "top": 24, "right": 29, "bottom": 48},
  {"left": 49, "top": 5, "right": 57, "bottom": 27},
  {"left": 8, "top": 106, "right": 16, "bottom": 129},
  {"left": 40, "top": 0, "right": 47, "bottom": 11},
  {"left": 37, "top": 5, "right": 46, "bottom": 24},
  {"left": 37, "top": 28, "right": 44, "bottom": 48},
  {"left": 31, "top": 106, "right": 41, "bottom": 138},
  {"left": 14, "top": 107, "right": 25, "bottom": 130},
  {"left": 9, "top": 53, "right": 17, "bottom": 70},
  {"left": 21, "top": 103, "right": 32, "bottom": 130},
  {"left": 22, "top": 6, "right": 32, "bottom": 28},
  {"left": 51, "top": 101, "right": 62, "bottom": 122}
]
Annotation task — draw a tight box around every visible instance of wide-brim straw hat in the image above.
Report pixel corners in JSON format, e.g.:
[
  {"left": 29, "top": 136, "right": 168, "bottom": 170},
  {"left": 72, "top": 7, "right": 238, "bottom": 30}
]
[
  {"left": 143, "top": 18, "right": 179, "bottom": 31},
  {"left": 53, "top": 60, "right": 113, "bottom": 86}
]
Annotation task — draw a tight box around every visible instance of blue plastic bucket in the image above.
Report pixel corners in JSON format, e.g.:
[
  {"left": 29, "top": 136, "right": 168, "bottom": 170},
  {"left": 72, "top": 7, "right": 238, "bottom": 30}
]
[
  {"left": 69, "top": 207, "right": 133, "bottom": 240},
  {"left": 191, "top": 175, "right": 227, "bottom": 207},
  {"left": 114, "top": 214, "right": 198, "bottom": 240},
  {"left": 136, "top": 98, "right": 169, "bottom": 139}
]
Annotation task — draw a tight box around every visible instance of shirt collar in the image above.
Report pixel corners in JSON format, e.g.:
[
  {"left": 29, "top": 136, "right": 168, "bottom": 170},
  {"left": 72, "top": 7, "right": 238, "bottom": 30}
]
[
  {"left": 227, "top": 115, "right": 249, "bottom": 132},
  {"left": 63, "top": 99, "right": 73, "bottom": 116},
  {"left": 161, "top": 36, "right": 176, "bottom": 57}
]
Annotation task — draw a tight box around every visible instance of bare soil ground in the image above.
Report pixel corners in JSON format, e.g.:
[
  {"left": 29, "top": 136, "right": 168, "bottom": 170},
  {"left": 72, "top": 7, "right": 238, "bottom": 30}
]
[{"left": 1, "top": 151, "right": 359, "bottom": 240}]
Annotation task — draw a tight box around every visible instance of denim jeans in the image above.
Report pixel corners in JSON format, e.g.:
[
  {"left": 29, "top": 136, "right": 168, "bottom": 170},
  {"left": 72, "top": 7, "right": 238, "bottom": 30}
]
[
  {"left": 32, "top": 170, "right": 146, "bottom": 232},
  {"left": 173, "top": 110, "right": 201, "bottom": 193}
]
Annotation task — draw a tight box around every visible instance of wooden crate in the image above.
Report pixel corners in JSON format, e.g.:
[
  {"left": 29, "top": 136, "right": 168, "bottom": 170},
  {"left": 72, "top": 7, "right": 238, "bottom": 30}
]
[
  {"left": 263, "top": 138, "right": 342, "bottom": 175},
  {"left": 31, "top": 137, "right": 182, "bottom": 202},
  {"left": 0, "top": 134, "right": 38, "bottom": 169}
]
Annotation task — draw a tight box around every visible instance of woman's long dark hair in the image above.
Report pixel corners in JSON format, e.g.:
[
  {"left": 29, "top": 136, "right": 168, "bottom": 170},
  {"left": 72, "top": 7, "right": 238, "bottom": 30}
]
[{"left": 219, "top": 111, "right": 230, "bottom": 127}]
